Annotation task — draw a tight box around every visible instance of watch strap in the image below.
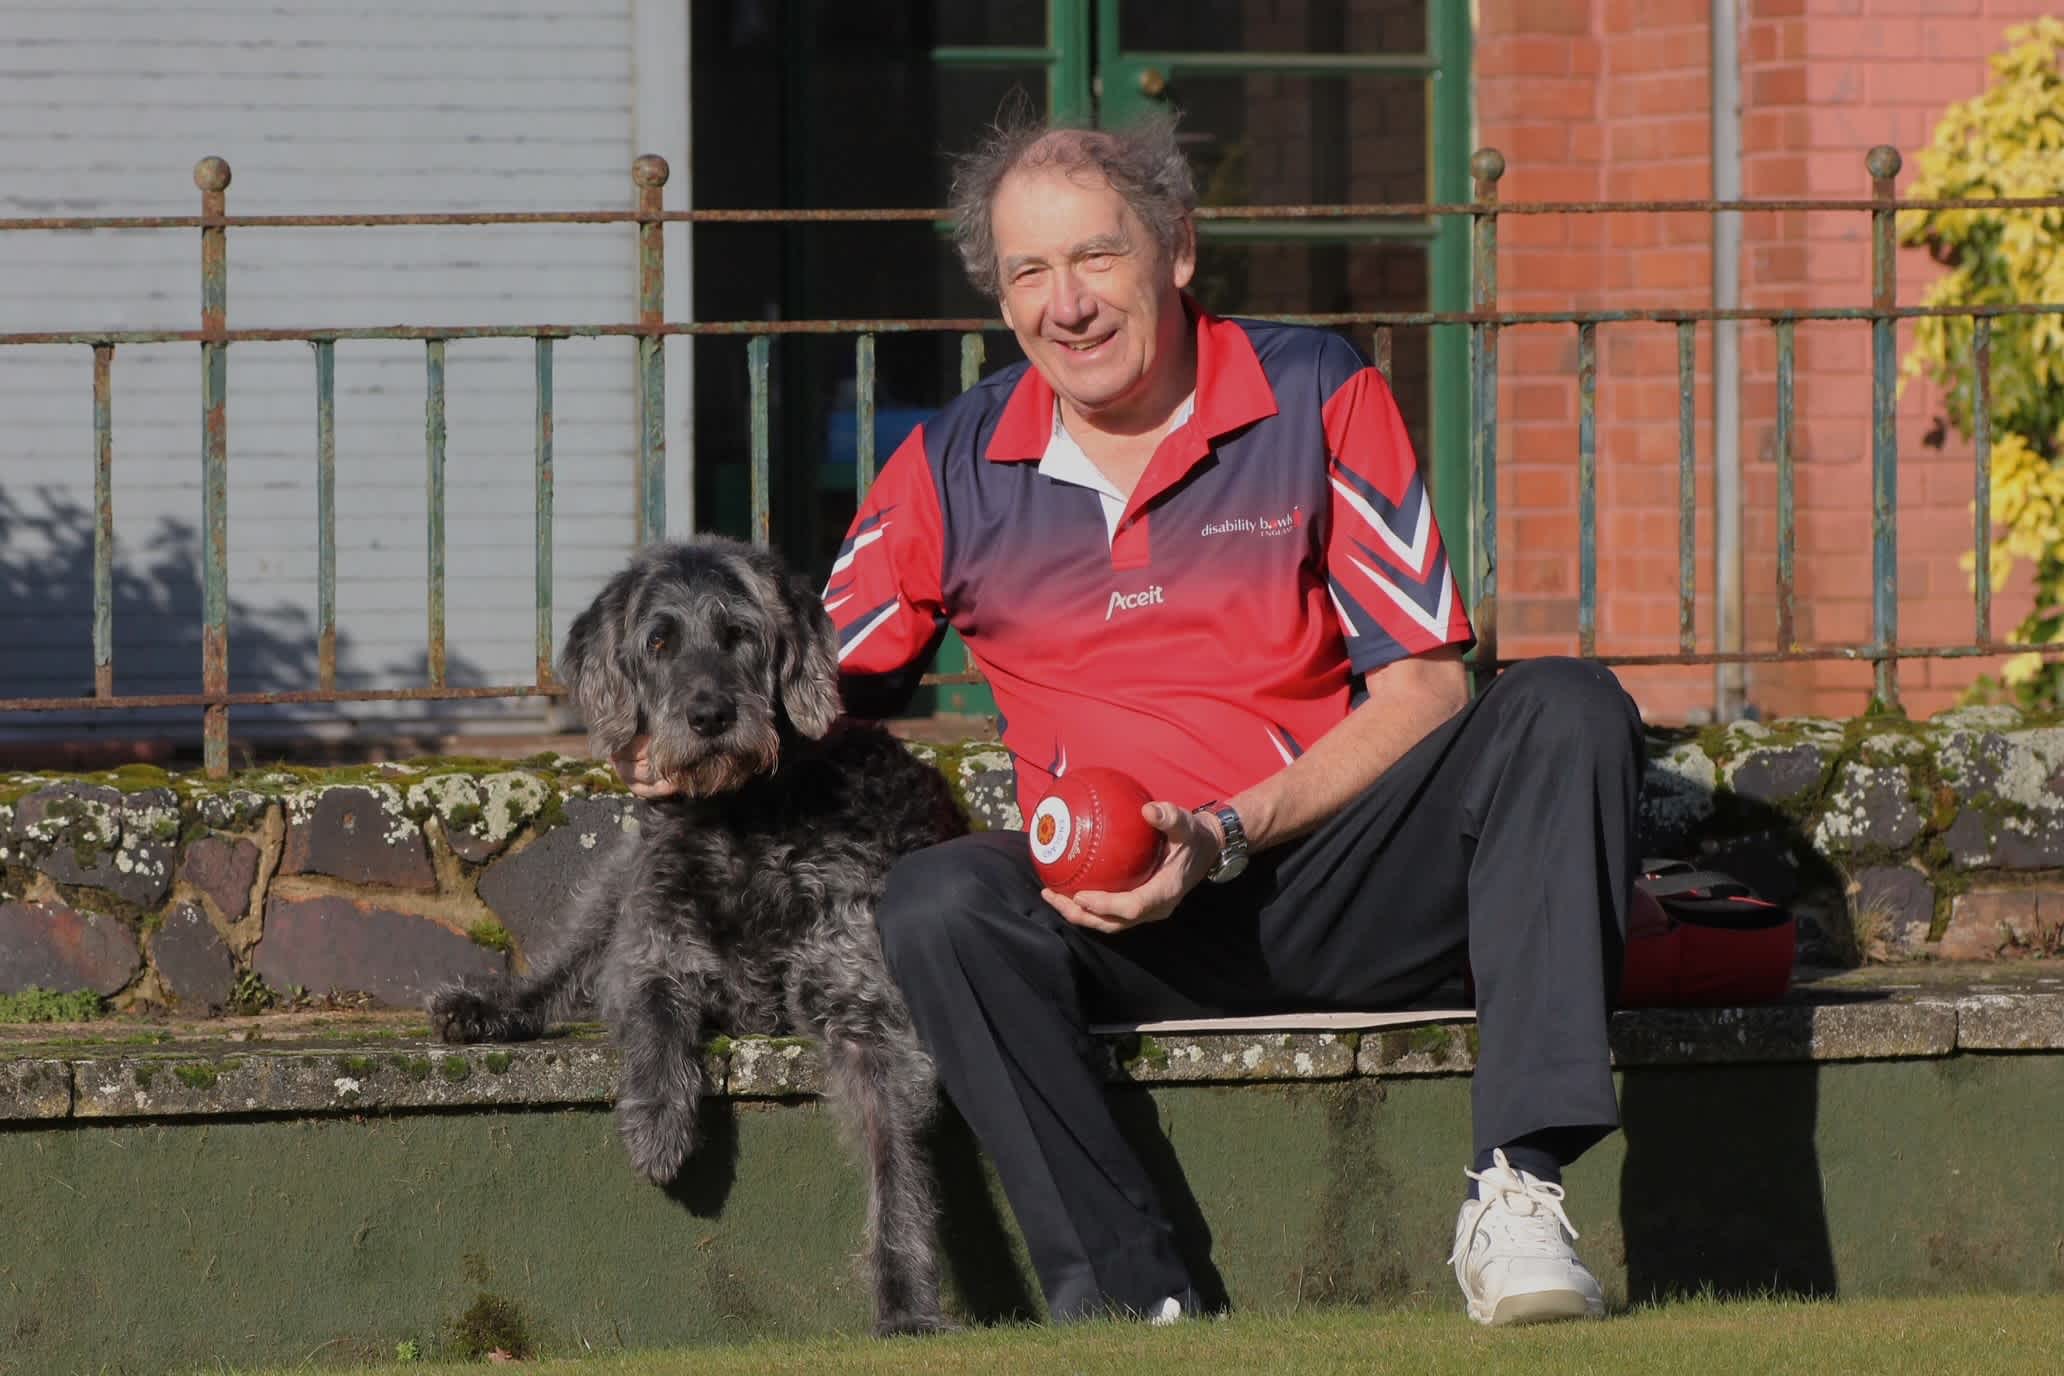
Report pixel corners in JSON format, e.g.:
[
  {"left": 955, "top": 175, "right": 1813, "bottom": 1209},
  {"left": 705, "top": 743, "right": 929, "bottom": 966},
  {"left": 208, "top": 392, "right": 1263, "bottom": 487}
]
[{"left": 1194, "top": 801, "right": 1249, "bottom": 883}]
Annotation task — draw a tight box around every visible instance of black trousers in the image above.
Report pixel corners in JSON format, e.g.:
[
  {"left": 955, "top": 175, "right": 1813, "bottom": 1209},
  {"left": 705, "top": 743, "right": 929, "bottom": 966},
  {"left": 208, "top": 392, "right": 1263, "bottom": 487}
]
[{"left": 876, "top": 657, "right": 1646, "bottom": 1319}]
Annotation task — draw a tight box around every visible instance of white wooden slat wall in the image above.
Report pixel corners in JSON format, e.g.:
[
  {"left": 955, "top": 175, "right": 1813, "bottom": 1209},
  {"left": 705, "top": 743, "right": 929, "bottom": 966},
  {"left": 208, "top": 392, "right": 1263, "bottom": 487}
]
[{"left": 0, "top": 0, "right": 662, "bottom": 742}]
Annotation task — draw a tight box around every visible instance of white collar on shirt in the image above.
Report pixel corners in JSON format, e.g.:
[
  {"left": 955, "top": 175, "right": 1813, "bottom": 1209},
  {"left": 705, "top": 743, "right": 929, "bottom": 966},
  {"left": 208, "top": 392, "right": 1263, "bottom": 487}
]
[{"left": 1036, "top": 394, "right": 1198, "bottom": 544}]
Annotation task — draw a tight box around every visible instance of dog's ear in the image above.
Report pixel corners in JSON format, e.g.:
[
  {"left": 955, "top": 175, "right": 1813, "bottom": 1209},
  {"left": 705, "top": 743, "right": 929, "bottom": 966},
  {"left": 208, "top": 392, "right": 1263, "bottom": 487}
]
[
  {"left": 558, "top": 565, "right": 640, "bottom": 752},
  {"left": 776, "top": 572, "right": 842, "bottom": 739}
]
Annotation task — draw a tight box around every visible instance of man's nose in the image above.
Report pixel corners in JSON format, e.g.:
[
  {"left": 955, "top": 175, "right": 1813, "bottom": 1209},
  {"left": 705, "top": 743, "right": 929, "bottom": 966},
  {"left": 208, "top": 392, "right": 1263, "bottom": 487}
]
[{"left": 1044, "top": 266, "right": 1095, "bottom": 329}]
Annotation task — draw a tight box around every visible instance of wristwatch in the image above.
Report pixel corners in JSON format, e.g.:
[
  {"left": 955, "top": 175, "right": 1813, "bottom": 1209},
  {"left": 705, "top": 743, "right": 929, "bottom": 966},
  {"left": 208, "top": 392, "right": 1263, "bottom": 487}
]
[{"left": 1194, "top": 801, "right": 1249, "bottom": 884}]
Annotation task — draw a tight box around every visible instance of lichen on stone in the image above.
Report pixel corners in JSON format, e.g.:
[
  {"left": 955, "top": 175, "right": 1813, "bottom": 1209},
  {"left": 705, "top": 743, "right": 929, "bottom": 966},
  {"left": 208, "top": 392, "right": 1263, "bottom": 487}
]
[
  {"left": 1768, "top": 716, "right": 1848, "bottom": 747},
  {"left": 1861, "top": 732, "right": 1927, "bottom": 761},
  {"left": 1640, "top": 740, "right": 1719, "bottom": 840},
  {"left": 1811, "top": 762, "right": 1923, "bottom": 854},
  {"left": 476, "top": 773, "right": 548, "bottom": 842},
  {"left": 1929, "top": 704, "right": 2024, "bottom": 732}
]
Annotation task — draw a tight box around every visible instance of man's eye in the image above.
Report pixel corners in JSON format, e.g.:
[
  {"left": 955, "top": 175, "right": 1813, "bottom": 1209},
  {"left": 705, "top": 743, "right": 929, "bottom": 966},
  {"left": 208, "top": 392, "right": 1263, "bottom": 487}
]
[{"left": 1082, "top": 252, "right": 1114, "bottom": 269}]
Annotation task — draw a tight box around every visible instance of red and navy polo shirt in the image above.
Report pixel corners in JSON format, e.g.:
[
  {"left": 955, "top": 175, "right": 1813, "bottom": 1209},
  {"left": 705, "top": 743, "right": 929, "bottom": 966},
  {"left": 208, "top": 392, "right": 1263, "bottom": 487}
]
[{"left": 826, "top": 302, "right": 1474, "bottom": 822}]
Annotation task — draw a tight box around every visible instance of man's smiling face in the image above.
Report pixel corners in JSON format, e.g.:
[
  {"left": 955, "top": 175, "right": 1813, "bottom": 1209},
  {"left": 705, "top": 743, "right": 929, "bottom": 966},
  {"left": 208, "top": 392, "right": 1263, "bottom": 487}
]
[{"left": 991, "top": 163, "right": 1196, "bottom": 430}]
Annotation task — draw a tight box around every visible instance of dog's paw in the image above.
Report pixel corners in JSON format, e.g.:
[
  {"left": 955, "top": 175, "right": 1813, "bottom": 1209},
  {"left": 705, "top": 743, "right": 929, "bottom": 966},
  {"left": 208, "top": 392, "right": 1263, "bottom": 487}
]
[
  {"left": 616, "top": 1098, "right": 695, "bottom": 1185},
  {"left": 873, "top": 1312, "right": 953, "bottom": 1339},
  {"left": 428, "top": 984, "right": 514, "bottom": 1044}
]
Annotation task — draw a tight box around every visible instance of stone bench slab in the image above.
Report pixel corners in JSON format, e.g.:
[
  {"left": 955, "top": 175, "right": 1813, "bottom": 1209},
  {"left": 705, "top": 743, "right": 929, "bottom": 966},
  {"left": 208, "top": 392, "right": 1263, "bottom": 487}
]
[{"left": 4, "top": 965, "right": 2059, "bottom": 1123}]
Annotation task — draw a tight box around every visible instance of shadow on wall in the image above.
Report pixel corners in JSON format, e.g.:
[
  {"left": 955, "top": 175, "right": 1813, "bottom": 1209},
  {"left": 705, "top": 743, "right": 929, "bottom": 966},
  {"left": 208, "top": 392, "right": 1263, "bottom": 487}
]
[
  {"left": 1620, "top": 1064, "right": 1838, "bottom": 1303},
  {"left": 0, "top": 484, "right": 493, "bottom": 755},
  {"left": 1620, "top": 770, "right": 1846, "bottom": 1303},
  {"left": 650, "top": 1094, "right": 1045, "bottom": 1326}
]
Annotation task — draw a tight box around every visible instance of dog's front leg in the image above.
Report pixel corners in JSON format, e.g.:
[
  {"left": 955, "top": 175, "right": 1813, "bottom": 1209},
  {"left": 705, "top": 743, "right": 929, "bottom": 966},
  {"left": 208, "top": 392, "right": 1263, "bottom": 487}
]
[
  {"left": 429, "top": 867, "right": 623, "bottom": 1044},
  {"left": 613, "top": 973, "right": 711, "bottom": 1186},
  {"left": 821, "top": 1017, "right": 946, "bottom": 1336}
]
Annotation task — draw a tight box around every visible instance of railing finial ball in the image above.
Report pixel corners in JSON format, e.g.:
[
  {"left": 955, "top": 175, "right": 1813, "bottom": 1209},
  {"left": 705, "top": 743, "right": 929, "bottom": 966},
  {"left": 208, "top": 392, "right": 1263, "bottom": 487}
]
[
  {"left": 1470, "top": 148, "right": 1506, "bottom": 184},
  {"left": 193, "top": 157, "right": 232, "bottom": 192},
  {"left": 632, "top": 154, "right": 671, "bottom": 188},
  {"left": 1865, "top": 145, "right": 1903, "bottom": 182}
]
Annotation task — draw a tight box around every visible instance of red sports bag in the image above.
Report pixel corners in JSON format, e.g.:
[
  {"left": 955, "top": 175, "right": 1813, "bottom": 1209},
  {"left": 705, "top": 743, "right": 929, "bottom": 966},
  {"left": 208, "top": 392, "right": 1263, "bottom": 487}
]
[{"left": 1617, "top": 858, "right": 1797, "bottom": 1007}]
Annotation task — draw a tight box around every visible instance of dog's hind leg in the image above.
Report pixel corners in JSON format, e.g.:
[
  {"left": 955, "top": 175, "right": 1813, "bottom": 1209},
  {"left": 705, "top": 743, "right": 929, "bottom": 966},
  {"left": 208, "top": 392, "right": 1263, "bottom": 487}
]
[
  {"left": 822, "top": 1020, "right": 946, "bottom": 1336},
  {"left": 428, "top": 868, "right": 623, "bottom": 1044}
]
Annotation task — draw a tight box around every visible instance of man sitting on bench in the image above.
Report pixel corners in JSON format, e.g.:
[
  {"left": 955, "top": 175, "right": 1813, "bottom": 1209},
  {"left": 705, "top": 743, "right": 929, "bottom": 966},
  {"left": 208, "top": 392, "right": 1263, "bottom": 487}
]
[{"left": 830, "top": 112, "right": 1645, "bottom": 1329}]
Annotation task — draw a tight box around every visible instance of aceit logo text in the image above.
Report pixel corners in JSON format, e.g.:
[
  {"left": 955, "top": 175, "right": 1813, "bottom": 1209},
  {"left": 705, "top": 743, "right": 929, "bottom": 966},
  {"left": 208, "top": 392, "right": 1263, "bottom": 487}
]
[{"left": 1105, "top": 585, "right": 1165, "bottom": 621}]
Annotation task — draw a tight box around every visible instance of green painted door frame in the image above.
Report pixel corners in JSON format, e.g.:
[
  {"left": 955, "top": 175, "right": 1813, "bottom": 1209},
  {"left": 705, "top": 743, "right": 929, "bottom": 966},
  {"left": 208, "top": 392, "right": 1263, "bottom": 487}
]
[{"left": 1427, "top": 0, "right": 1475, "bottom": 614}]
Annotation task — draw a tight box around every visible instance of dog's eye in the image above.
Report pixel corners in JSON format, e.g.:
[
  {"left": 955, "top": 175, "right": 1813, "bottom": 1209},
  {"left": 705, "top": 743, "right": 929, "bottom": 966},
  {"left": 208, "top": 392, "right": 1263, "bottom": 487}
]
[
  {"left": 716, "top": 621, "right": 742, "bottom": 650},
  {"left": 646, "top": 631, "right": 668, "bottom": 655}
]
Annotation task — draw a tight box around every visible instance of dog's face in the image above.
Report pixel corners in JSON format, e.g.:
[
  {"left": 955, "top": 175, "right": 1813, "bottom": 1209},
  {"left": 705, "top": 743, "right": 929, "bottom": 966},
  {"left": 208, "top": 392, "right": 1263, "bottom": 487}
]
[{"left": 559, "top": 538, "right": 841, "bottom": 797}]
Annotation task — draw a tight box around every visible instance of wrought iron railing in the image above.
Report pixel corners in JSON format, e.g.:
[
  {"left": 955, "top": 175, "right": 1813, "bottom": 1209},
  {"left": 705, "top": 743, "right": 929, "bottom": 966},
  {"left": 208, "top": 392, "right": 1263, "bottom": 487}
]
[{"left": 3, "top": 148, "right": 2062, "bottom": 775}]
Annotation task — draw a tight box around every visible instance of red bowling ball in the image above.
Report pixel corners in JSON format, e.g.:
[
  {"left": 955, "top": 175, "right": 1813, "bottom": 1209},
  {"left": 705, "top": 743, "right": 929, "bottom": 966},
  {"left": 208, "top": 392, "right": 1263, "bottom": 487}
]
[{"left": 1028, "top": 766, "right": 1167, "bottom": 897}]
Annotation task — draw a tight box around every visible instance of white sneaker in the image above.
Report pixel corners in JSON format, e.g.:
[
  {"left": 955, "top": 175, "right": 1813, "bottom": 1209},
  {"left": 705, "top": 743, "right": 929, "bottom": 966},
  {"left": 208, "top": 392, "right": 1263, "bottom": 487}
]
[
  {"left": 1147, "top": 1296, "right": 1185, "bottom": 1326},
  {"left": 1448, "top": 1150, "right": 1606, "bottom": 1326}
]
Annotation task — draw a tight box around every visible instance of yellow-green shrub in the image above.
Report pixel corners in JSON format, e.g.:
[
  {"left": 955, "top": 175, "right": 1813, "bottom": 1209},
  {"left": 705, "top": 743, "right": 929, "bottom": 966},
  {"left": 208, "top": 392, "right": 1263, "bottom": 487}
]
[{"left": 1899, "top": 18, "right": 2064, "bottom": 704}]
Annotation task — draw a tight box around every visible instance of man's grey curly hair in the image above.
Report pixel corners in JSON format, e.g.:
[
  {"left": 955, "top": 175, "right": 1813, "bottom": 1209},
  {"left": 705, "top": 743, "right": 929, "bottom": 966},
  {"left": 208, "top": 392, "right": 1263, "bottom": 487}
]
[{"left": 949, "top": 109, "right": 1198, "bottom": 300}]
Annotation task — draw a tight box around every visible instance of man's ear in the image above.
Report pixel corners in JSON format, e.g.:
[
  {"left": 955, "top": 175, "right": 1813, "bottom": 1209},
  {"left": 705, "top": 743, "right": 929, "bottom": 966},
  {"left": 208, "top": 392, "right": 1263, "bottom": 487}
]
[{"left": 1170, "top": 216, "right": 1198, "bottom": 291}]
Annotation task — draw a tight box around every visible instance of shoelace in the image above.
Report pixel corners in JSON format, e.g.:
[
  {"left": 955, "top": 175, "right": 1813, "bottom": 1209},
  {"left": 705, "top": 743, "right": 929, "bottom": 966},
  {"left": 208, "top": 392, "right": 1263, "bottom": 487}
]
[{"left": 1448, "top": 1149, "right": 1583, "bottom": 1290}]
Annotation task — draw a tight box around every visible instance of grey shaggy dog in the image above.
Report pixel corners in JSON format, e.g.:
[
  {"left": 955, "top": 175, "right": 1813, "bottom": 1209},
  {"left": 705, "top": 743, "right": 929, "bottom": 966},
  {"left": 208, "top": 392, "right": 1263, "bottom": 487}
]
[{"left": 428, "top": 537, "right": 968, "bottom": 1337}]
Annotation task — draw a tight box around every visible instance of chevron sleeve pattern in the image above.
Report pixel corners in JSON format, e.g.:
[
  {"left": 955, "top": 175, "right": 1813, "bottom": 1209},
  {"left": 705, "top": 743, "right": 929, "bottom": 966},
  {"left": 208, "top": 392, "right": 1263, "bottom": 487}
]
[
  {"left": 1319, "top": 367, "right": 1476, "bottom": 673},
  {"left": 824, "top": 426, "right": 951, "bottom": 714}
]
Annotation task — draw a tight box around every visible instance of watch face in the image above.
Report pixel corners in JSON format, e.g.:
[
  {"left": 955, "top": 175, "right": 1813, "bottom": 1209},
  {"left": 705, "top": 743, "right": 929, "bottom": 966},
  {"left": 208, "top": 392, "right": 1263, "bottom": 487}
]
[{"left": 1209, "top": 806, "right": 1247, "bottom": 882}]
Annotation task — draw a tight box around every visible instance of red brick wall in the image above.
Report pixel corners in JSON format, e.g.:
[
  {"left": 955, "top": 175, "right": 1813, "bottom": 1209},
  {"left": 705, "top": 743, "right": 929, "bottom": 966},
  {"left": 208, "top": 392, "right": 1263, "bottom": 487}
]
[{"left": 1476, "top": 0, "right": 2051, "bottom": 723}]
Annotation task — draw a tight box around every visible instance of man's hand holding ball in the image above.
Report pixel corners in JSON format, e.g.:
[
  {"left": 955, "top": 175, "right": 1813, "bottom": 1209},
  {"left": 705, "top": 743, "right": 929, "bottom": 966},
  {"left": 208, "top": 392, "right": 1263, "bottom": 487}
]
[{"left": 1029, "top": 766, "right": 1227, "bottom": 934}]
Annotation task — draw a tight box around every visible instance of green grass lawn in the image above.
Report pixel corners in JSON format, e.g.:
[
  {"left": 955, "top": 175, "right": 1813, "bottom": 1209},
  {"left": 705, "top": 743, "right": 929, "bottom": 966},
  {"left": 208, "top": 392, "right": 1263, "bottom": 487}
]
[{"left": 211, "top": 1294, "right": 2064, "bottom": 1376}]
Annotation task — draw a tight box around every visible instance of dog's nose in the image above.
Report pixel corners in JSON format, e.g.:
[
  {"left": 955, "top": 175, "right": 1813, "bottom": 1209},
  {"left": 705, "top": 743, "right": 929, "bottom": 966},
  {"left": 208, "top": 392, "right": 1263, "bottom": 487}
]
[{"left": 687, "top": 699, "right": 735, "bottom": 738}]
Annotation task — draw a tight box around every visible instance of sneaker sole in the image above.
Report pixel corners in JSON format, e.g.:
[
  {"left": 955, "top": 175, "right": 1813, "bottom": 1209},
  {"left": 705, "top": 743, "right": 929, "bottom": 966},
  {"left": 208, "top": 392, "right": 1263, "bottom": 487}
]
[{"left": 1485, "top": 1291, "right": 1603, "bottom": 1327}]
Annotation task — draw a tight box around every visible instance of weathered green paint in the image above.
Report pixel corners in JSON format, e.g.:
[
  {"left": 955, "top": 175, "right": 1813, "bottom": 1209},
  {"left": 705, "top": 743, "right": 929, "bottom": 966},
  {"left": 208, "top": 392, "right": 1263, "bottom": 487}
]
[
  {"left": 1097, "top": 0, "right": 1436, "bottom": 129},
  {"left": 315, "top": 339, "right": 337, "bottom": 691},
  {"left": 3, "top": 1057, "right": 2061, "bottom": 1373},
  {"left": 1777, "top": 319, "right": 1797, "bottom": 652},
  {"left": 1049, "top": 0, "right": 1091, "bottom": 121},
  {"left": 918, "top": 332, "right": 999, "bottom": 718},
  {"left": 960, "top": 331, "right": 985, "bottom": 393},
  {"left": 1869, "top": 145, "right": 1904, "bottom": 710},
  {"left": 1678, "top": 321, "right": 1697, "bottom": 655},
  {"left": 1092, "top": 0, "right": 1142, "bottom": 127},
  {"left": 924, "top": 0, "right": 1089, "bottom": 121},
  {"left": 928, "top": 44, "right": 1063, "bottom": 64},
  {"left": 1429, "top": 6, "right": 1475, "bottom": 620},
  {"left": 425, "top": 339, "right": 447, "bottom": 690},
  {"left": 1111, "top": 49, "right": 1439, "bottom": 79},
  {"left": 196, "top": 157, "right": 232, "bottom": 778},
  {"left": 855, "top": 334, "right": 877, "bottom": 495},
  {"left": 748, "top": 336, "right": 771, "bottom": 548},
  {"left": 1195, "top": 221, "right": 1439, "bottom": 243},
  {"left": 535, "top": 337, "right": 555, "bottom": 687},
  {"left": 635, "top": 156, "right": 669, "bottom": 549},
  {"left": 639, "top": 334, "right": 666, "bottom": 546},
  {"left": 8, "top": 302, "right": 2062, "bottom": 350},
  {"left": 1578, "top": 322, "right": 1597, "bottom": 657},
  {"left": 1973, "top": 319, "right": 1992, "bottom": 645},
  {"left": 10, "top": 192, "right": 2056, "bottom": 235},
  {"left": 91, "top": 344, "right": 113, "bottom": 699},
  {"left": 1467, "top": 150, "right": 1503, "bottom": 683}
]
